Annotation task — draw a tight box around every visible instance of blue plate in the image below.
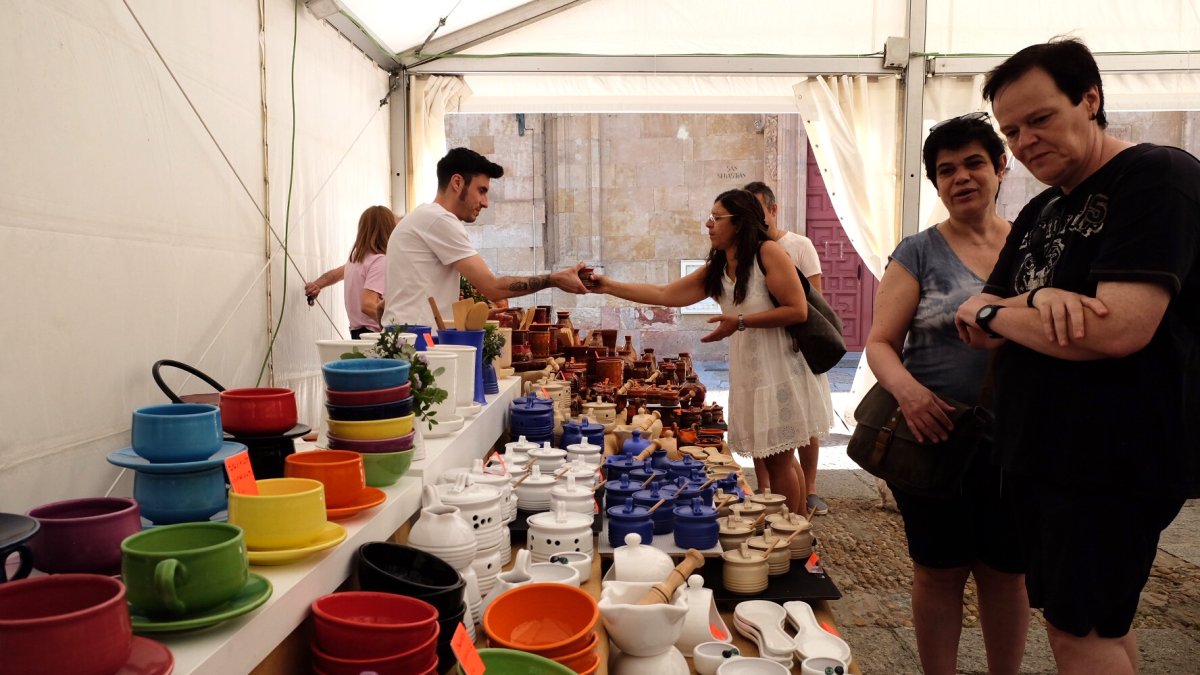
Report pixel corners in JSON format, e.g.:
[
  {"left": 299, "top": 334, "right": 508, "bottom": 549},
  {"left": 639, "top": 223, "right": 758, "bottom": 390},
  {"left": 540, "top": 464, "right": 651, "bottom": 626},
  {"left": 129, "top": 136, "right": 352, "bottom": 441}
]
[{"left": 107, "top": 441, "right": 247, "bottom": 474}]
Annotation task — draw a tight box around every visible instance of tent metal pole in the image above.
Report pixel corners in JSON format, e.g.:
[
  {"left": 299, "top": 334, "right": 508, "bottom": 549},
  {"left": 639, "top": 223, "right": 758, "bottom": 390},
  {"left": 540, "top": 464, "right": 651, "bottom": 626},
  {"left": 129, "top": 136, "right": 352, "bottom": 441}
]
[
  {"left": 389, "top": 73, "right": 409, "bottom": 214},
  {"left": 406, "top": 55, "right": 892, "bottom": 75},
  {"left": 899, "top": 0, "right": 928, "bottom": 240}
]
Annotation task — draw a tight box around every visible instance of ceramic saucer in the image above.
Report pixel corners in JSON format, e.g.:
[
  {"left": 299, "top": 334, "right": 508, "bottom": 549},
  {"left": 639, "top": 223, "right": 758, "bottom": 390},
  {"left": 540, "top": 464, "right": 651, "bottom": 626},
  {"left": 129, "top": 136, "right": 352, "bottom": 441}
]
[
  {"left": 247, "top": 521, "right": 347, "bottom": 566},
  {"left": 422, "top": 414, "right": 464, "bottom": 438},
  {"left": 116, "top": 635, "right": 174, "bottom": 674},
  {"left": 108, "top": 441, "right": 247, "bottom": 474},
  {"left": 457, "top": 402, "right": 482, "bottom": 418},
  {"left": 0, "top": 512, "right": 39, "bottom": 548},
  {"left": 130, "top": 573, "right": 272, "bottom": 633},
  {"left": 224, "top": 423, "right": 312, "bottom": 441},
  {"left": 326, "top": 487, "right": 387, "bottom": 520},
  {"left": 140, "top": 510, "right": 228, "bottom": 530}
]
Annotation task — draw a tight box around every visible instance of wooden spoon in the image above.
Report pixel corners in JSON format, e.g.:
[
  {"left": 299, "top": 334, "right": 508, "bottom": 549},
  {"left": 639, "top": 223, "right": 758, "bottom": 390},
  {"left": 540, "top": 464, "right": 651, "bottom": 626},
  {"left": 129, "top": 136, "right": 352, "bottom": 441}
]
[
  {"left": 428, "top": 297, "right": 447, "bottom": 331},
  {"left": 451, "top": 299, "right": 473, "bottom": 329},
  {"left": 464, "top": 301, "right": 490, "bottom": 330}
]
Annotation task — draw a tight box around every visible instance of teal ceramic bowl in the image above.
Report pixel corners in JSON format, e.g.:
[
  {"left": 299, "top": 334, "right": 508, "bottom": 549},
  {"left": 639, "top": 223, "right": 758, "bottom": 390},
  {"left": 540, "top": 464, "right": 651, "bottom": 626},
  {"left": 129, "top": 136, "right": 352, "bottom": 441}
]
[
  {"left": 476, "top": 648, "right": 575, "bottom": 675},
  {"left": 321, "top": 359, "right": 411, "bottom": 392},
  {"left": 361, "top": 449, "right": 414, "bottom": 487}
]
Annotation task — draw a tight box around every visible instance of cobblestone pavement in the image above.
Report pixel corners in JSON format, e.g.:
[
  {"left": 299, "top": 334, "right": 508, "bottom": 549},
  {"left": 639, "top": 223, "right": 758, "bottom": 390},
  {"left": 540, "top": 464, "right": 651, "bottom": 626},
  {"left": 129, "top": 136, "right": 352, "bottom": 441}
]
[{"left": 690, "top": 359, "right": 1200, "bottom": 673}]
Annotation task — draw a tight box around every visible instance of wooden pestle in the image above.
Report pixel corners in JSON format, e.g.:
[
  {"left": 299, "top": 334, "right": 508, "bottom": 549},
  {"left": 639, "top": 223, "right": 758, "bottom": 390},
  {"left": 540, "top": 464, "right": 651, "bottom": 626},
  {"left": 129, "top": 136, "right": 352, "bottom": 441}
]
[
  {"left": 428, "top": 297, "right": 447, "bottom": 331},
  {"left": 636, "top": 549, "right": 706, "bottom": 605},
  {"left": 633, "top": 441, "right": 660, "bottom": 463}
]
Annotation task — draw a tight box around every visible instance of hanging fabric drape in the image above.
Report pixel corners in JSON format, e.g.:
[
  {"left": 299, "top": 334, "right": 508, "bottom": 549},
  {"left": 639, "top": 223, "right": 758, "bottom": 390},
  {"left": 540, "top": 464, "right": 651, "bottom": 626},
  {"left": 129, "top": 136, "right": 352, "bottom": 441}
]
[
  {"left": 408, "top": 75, "right": 471, "bottom": 207},
  {"left": 793, "top": 75, "right": 900, "bottom": 281}
]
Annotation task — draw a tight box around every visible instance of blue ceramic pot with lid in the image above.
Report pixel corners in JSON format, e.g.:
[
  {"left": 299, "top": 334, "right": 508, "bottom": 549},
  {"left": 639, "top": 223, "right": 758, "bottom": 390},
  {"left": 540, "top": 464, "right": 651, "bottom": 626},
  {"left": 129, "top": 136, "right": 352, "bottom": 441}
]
[
  {"left": 629, "top": 460, "right": 667, "bottom": 486},
  {"left": 602, "top": 473, "right": 642, "bottom": 512},
  {"left": 672, "top": 497, "right": 720, "bottom": 549},
  {"left": 620, "top": 429, "right": 653, "bottom": 457},
  {"left": 633, "top": 481, "right": 678, "bottom": 535},
  {"left": 666, "top": 455, "right": 702, "bottom": 479},
  {"left": 606, "top": 497, "right": 654, "bottom": 547},
  {"left": 603, "top": 454, "right": 639, "bottom": 483}
]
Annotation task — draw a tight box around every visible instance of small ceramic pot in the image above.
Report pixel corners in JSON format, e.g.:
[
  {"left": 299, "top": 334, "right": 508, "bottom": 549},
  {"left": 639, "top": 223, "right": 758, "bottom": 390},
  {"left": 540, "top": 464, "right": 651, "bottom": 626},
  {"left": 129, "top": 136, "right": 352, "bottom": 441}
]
[
  {"left": 766, "top": 508, "right": 815, "bottom": 560},
  {"left": 435, "top": 475, "right": 504, "bottom": 551},
  {"left": 526, "top": 502, "right": 594, "bottom": 562},
  {"left": 606, "top": 501, "right": 655, "bottom": 549},
  {"left": 528, "top": 443, "right": 567, "bottom": 472},
  {"left": 406, "top": 486, "right": 478, "bottom": 570},
  {"left": 513, "top": 464, "right": 558, "bottom": 512},
  {"left": 549, "top": 550, "right": 592, "bottom": 584},
  {"left": 633, "top": 482, "right": 677, "bottom": 535},
  {"left": 693, "top": 641, "right": 741, "bottom": 675},
  {"left": 672, "top": 497, "right": 720, "bottom": 550},
  {"left": 721, "top": 542, "right": 769, "bottom": 595},
  {"left": 748, "top": 489, "right": 787, "bottom": 518},
  {"left": 747, "top": 527, "right": 792, "bottom": 576},
  {"left": 550, "top": 475, "right": 596, "bottom": 515},
  {"left": 717, "top": 514, "right": 756, "bottom": 551},
  {"left": 609, "top": 531, "right": 674, "bottom": 583}
]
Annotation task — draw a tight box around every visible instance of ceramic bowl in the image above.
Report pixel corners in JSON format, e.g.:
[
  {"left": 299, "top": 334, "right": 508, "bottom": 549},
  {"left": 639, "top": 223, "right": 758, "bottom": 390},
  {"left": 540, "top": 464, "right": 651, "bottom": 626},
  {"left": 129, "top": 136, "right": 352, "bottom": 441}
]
[
  {"left": 326, "top": 431, "right": 415, "bottom": 453},
  {"left": 325, "top": 382, "right": 411, "bottom": 406},
  {"left": 356, "top": 543, "right": 465, "bottom": 617},
  {"left": 693, "top": 642, "right": 741, "bottom": 675},
  {"left": 718, "top": 657, "right": 791, "bottom": 675},
  {"left": 483, "top": 583, "right": 598, "bottom": 656},
  {"left": 527, "top": 561, "right": 580, "bottom": 586},
  {"left": 477, "top": 648, "right": 575, "bottom": 675},
  {"left": 284, "top": 450, "right": 366, "bottom": 509},
  {"left": 131, "top": 403, "right": 223, "bottom": 463},
  {"left": 549, "top": 551, "right": 592, "bottom": 584},
  {"left": 227, "top": 478, "right": 326, "bottom": 550},
  {"left": 326, "top": 413, "right": 414, "bottom": 441},
  {"left": 360, "top": 449, "right": 415, "bottom": 487},
  {"left": 598, "top": 580, "right": 688, "bottom": 656},
  {"left": 800, "top": 656, "right": 850, "bottom": 675},
  {"left": 310, "top": 591, "right": 438, "bottom": 659},
  {"left": 554, "top": 631, "right": 600, "bottom": 672},
  {"left": 315, "top": 339, "right": 377, "bottom": 365},
  {"left": 26, "top": 497, "right": 141, "bottom": 574},
  {"left": 321, "top": 359, "right": 411, "bottom": 392},
  {"left": 219, "top": 388, "right": 297, "bottom": 436},
  {"left": 325, "top": 396, "right": 414, "bottom": 421},
  {"left": 0, "top": 574, "right": 132, "bottom": 675},
  {"left": 310, "top": 629, "right": 438, "bottom": 675}
]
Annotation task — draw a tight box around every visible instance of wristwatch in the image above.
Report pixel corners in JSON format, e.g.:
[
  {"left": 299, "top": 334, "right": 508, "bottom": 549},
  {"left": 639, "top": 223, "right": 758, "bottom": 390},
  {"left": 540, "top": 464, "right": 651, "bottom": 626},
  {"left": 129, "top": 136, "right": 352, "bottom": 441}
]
[
  {"left": 974, "top": 304, "right": 1004, "bottom": 338},
  {"left": 737, "top": 314, "right": 746, "bottom": 331}
]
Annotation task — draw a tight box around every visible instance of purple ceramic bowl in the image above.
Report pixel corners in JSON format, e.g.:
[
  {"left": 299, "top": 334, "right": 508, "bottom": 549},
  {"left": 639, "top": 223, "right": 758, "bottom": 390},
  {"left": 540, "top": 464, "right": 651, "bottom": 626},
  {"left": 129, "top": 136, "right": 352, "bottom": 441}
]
[
  {"left": 27, "top": 498, "right": 141, "bottom": 575},
  {"left": 326, "top": 431, "right": 415, "bottom": 454}
]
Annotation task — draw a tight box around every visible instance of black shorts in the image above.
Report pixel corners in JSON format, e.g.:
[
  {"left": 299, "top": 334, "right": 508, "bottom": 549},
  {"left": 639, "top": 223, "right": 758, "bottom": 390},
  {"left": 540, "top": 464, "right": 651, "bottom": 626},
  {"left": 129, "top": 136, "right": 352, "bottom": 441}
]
[
  {"left": 889, "top": 453, "right": 1025, "bottom": 574},
  {"left": 1011, "top": 475, "right": 1183, "bottom": 638}
]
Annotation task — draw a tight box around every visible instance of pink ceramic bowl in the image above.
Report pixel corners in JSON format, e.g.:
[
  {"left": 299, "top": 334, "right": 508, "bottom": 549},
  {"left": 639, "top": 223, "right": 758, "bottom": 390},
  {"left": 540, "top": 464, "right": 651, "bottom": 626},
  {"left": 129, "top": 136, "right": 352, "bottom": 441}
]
[
  {"left": 325, "top": 383, "right": 411, "bottom": 407},
  {"left": 325, "top": 431, "right": 415, "bottom": 453},
  {"left": 26, "top": 497, "right": 141, "bottom": 574},
  {"left": 311, "top": 591, "right": 439, "bottom": 659},
  {"left": 0, "top": 574, "right": 132, "bottom": 675}
]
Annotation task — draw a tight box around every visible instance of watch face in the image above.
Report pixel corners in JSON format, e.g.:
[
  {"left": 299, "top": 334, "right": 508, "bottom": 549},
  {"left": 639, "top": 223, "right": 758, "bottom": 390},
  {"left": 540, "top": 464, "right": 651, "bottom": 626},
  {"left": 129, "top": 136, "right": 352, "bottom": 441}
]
[{"left": 979, "top": 306, "right": 997, "bottom": 321}]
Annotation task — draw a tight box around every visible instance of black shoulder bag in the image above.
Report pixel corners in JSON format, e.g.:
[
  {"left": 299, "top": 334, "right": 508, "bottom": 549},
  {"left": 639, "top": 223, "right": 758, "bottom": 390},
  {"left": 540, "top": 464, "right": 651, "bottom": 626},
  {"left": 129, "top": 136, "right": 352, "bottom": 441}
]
[{"left": 754, "top": 246, "right": 847, "bottom": 374}]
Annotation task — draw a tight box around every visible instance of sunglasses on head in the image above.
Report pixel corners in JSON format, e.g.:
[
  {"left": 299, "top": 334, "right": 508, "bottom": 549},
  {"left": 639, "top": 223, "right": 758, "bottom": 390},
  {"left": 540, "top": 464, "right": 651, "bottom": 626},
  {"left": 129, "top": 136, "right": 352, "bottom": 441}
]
[{"left": 930, "top": 110, "right": 991, "bottom": 132}]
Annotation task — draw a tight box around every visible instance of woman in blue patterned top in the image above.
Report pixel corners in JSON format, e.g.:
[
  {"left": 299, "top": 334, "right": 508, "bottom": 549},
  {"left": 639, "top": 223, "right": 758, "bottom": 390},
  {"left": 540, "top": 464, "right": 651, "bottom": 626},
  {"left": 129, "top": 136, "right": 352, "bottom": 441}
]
[{"left": 864, "top": 114, "right": 1029, "bottom": 674}]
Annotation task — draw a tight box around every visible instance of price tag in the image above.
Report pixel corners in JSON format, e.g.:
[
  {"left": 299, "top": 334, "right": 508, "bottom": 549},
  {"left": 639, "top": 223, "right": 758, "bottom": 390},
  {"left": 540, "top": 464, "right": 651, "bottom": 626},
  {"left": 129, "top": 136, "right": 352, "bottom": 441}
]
[
  {"left": 450, "top": 622, "right": 484, "bottom": 675},
  {"left": 540, "top": 387, "right": 550, "bottom": 399},
  {"left": 224, "top": 451, "right": 258, "bottom": 495},
  {"left": 422, "top": 333, "right": 436, "bottom": 349}
]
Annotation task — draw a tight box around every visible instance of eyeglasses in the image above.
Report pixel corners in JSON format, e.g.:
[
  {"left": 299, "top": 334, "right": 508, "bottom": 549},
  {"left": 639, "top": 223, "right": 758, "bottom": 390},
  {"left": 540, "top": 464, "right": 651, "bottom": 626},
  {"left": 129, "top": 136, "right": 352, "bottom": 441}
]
[
  {"left": 930, "top": 111, "right": 991, "bottom": 132},
  {"left": 706, "top": 214, "right": 735, "bottom": 224}
]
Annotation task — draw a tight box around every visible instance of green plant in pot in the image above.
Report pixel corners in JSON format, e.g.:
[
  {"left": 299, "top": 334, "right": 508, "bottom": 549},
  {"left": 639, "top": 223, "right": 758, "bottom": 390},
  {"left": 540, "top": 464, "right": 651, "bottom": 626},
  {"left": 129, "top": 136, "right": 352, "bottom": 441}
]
[
  {"left": 344, "top": 326, "right": 448, "bottom": 426},
  {"left": 482, "top": 324, "right": 506, "bottom": 395}
]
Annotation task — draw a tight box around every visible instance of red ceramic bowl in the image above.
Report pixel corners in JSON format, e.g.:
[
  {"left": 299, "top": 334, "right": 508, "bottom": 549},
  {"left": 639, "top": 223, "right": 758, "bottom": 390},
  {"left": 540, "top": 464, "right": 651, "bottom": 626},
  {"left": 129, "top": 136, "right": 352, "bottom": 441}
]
[
  {"left": 220, "top": 388, "right": 297, "bottom": 435},
  {"left": 311, "top": 592, "right": 439, "bottom": 659},
  {"left": 483, "top": 583, "right": 599, "bottom": 656},
  {"left": 326, "top": 383, "right": 411, "bottom": 406},
  {"left": 0, "top": 574, "right": 132, "bottom": 675},
  {"left": 326, "top": 431, "right": 415, "bottom": 453},
  {"left": 310, "top": 626, "right": 438, "bottom": 675}
]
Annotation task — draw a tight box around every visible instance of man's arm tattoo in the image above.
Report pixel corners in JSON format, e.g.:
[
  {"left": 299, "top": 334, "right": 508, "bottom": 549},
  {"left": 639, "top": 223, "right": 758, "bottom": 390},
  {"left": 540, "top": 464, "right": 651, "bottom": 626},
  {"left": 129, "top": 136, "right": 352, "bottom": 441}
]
[{"left": 508, "top": 275, "right": 552, "bottom": 293}]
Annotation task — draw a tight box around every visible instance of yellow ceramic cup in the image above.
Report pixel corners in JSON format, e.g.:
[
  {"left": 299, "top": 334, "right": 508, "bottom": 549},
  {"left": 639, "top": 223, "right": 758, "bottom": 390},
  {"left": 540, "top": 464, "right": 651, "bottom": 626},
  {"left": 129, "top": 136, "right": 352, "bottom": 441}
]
[{"left": 228, "top": 478, "right": 327, "bottom": 550}]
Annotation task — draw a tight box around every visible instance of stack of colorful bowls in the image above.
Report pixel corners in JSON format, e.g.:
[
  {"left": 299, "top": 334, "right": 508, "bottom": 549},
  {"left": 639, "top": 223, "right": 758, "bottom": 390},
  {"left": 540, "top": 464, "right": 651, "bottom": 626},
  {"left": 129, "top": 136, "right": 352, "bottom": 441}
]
[
  {"left": 105, "top": 404, "right": 246, "bottom": 526},
  {"left": 310, "top": 592, "right": 439, "bottom": 675},
  {"left": 321, "top": 360, "right": 415, "bottom": 487},
  {"left": 355, "top": 543, "right": 467, "bottom": 672},
  {"left": 483, "top": 583, "right": 601, "bottom": 674}
]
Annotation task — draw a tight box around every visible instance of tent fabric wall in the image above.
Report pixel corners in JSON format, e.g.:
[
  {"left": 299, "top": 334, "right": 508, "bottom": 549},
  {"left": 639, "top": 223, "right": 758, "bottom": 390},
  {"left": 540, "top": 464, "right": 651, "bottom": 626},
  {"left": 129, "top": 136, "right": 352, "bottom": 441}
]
[{"left": 0, "top": 0, "right": 390, "bottom": 511}]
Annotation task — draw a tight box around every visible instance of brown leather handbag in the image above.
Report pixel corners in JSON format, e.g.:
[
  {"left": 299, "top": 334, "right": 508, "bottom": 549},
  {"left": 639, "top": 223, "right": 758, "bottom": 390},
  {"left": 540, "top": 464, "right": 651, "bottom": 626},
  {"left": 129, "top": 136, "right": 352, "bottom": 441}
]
[{"left": 847, "top": 383, "right": 994, "bottom": 498}]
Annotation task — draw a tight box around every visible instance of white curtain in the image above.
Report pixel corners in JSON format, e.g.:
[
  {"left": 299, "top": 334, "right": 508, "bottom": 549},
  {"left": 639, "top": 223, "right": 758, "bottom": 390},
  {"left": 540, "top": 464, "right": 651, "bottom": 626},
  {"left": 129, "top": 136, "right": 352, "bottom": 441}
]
[
  {"left": 408, "top": 75, "right": 471, "bottom": 206},
  {"left": 793, "top": 75, "right": 901, "bottom": 280}
]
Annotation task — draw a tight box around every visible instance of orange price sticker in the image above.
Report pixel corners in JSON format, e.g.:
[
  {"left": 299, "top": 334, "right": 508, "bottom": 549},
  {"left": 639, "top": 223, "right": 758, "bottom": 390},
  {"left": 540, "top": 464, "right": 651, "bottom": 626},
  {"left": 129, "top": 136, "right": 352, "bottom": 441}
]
[
  {"left": 224, "top": 451, "right": 258, "bottom": 495},
  {"left": 423, "top": 332, "right": 436, "bottom": 348},
  {"left": 539, "top": 387, "right": 550, "bottom": 399},
  {"left": 450, "top": 622, "right": 484, "bottom": 675}
]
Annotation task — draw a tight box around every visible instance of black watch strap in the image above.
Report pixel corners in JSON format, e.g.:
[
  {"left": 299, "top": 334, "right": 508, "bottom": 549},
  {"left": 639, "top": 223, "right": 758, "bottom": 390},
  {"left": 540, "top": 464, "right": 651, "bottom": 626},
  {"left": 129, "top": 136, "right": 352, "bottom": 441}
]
[{"left": 975, "top": 304, "right": 1003, "bottom": 338}]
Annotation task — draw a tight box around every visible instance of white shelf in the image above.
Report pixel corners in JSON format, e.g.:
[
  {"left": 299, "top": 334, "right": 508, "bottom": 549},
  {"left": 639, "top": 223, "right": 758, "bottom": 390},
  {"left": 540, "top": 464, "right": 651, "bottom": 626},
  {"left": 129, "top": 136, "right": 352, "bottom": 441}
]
[{"left": 158, "top": 375, "right": 522, "bottom": 675}]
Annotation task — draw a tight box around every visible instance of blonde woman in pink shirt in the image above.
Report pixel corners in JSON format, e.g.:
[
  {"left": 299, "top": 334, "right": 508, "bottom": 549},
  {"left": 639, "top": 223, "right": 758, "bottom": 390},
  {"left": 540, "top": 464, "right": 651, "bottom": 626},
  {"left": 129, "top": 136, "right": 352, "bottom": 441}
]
[{"left": 305, "top": 206, "right": 400, "bottom": 338}]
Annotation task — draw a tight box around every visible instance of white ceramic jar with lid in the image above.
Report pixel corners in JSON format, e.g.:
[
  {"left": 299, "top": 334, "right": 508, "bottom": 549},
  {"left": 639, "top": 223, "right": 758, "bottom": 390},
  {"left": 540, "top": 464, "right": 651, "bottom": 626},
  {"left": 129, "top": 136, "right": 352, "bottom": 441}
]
[
  {"left": 528, "top": 441, "right": 567, "bottom": 472},
  {"left": 526, "top": 501, "right": 594, "bottom": 562},
  {"left": 435, "top": 474, "right": 504, "bottom": 551},
  {"left": 513, "top": 464, "right": 558, "bottom": 512},
  {"left": 550, "top": 474, "right": 597, "bottom": 515}
]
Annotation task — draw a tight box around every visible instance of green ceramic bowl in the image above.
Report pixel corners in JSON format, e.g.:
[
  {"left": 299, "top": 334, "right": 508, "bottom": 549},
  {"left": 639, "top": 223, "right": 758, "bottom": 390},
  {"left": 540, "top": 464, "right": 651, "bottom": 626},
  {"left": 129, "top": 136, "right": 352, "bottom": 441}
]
[
  {"left": 476, "top": 648, "right": 575, "bottom": 675},
  {"left": 360, "top": 449, "right": 414, "bottom": 487}
]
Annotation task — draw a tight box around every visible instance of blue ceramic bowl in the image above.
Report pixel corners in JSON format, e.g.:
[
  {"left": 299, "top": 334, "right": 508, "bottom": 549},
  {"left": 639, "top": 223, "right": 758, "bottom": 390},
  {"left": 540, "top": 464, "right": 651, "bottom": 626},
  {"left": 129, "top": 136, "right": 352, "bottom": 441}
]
[
  {"left": 325, "top": 396, "right": 414, "bottom": 421},
  {"left": 131, "top": 403, "right": 224, "bottom": 463},
  {"left": 321, "top": 359, "right": 411, "bottom": 392}
]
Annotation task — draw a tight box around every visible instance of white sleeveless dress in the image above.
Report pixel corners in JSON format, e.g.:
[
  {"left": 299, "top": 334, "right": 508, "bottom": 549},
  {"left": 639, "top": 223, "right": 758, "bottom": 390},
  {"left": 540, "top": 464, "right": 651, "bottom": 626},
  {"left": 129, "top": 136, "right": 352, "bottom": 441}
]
[{"left": 717, "top": 263, "right": 834, "bottom": 458}]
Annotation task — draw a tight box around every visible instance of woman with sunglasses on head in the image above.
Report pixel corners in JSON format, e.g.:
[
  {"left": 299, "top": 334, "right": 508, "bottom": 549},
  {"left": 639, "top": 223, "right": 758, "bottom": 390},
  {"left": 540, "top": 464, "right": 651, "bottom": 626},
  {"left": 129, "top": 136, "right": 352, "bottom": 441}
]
[
  {"left": 864, "top": 113, "right": 1029, "bottom": 674},
  {"left": 592, "top": 189, "right": 833, "bottom": 517}
]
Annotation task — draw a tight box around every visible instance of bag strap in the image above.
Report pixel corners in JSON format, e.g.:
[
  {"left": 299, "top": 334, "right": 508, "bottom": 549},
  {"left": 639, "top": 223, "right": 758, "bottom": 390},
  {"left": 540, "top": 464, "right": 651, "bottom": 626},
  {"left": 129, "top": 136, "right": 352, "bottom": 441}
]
[
  {"left": 869, "top": 407, "right": 905, "bottom": 467},
  {"left": 755, "top": 243, "right": 812, "bottom": 309}
]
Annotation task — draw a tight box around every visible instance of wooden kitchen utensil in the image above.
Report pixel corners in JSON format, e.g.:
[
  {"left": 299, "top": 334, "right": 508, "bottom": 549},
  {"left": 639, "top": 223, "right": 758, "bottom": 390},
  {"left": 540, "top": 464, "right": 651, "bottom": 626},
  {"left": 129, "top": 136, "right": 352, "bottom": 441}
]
[
  {"left": 428, "top": 297, "right": 447, "bottom": 331},
  {"left": 636, "top": 548, "right": 706, "bottom": 605}
]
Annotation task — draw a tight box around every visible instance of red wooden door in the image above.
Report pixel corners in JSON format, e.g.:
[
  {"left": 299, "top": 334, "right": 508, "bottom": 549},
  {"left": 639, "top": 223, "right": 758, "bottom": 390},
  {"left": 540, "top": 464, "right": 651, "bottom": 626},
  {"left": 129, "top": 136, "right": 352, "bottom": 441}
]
[{"left": 804, "top": 147, "right": 877, "bottom": 351}]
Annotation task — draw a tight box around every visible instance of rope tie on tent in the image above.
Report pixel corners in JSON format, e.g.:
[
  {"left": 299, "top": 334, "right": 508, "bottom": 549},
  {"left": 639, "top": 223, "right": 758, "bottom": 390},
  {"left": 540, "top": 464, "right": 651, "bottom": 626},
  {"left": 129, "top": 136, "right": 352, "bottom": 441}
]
[{"left": 415, "top": 0, "right": 465, "bottom": 55}]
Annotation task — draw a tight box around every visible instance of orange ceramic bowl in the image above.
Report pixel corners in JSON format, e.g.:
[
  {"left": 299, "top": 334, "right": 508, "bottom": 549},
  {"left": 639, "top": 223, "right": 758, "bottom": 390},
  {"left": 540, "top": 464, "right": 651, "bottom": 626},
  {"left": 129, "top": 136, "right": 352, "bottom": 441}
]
[
  {"left": 482, "top": 583, "right": 598, "bottom": 656},
  {"left": 553, "top": 630, "right": 599, "bottom": 671}
]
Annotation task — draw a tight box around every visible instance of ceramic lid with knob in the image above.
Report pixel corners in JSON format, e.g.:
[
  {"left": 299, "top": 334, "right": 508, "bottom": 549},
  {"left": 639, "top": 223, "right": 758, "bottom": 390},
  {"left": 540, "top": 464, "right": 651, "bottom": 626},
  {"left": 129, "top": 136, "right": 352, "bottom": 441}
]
[
  {"left": 565, "top": 440, "right": 602, "bottom": 456},
  {"left": 560, "top": 458, "right": 598, "bottom": 483},
  {"left": 722, "top": 541, "right": 769, "bottom": 564},
  {"left": 564, "top": 417, "right": 605, "bottom": 436},
  {"left": 550, "top": 474, "right": 593, "bottom": 500},
  {"left": 513, "top": 464, "right": 558, "bottom": 489},
  {"left": 748, "top": 488, "right": 786, "bottom": 508},
  {"left": 747, "top": 526, "right": 788, "bottom": 552},
  {"left": 610, "top": 531, "right": 675, "bottom": 582},
  {"left": 673, "top": 496, "right": 719, "bottom": 521},
  {"left": 505, "top": 435, "right": 540, "bottom": 454},
  {"left": 766, "top": 505, "right": 812, "bottom": 532},
  {"left": 730, "top": 501, "right": 766, "bottom": 519},
  {"left": 441, "top": 458, "right": 511, "bottom": 486},
  {"left": 435, "top": 473, "right": 503, "bottom": 508},
  {"left": 718, "top": 513, "right": 755, "bottom": 535},
  {"left": 526, "top": 500, "right": 593, "bottom": 532},
  {"left": 606, "top": 497, "right": 652, "bottom": 522},
  {"left": 528, "top": 442, "right": 566, "bottom": 461}
]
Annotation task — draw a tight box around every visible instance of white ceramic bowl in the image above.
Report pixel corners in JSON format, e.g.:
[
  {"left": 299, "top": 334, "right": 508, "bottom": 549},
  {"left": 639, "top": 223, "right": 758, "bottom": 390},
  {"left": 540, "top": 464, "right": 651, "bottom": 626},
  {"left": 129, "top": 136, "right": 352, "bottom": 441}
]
[
  {"left": 693, "top": 642, "right": 741, "bottom": 675},
  {"left": 549, "top": 550, "right": 592, "bottom": 584},
  {"left": 717, "top": 657, "right": 791, "bottom": 675}
]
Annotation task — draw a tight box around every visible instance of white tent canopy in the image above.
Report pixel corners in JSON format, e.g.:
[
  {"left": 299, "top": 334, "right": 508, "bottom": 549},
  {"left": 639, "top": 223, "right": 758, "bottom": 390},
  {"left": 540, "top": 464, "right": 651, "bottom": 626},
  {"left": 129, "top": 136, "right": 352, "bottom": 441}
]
[{"left": 1, "top": 0, "right": 1197, "bottom": 508}]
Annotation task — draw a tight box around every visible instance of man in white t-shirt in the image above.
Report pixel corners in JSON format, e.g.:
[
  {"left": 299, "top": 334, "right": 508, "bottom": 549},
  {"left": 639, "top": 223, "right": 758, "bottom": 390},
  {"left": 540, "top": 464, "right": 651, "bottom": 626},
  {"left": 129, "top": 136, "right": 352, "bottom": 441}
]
[
  {"left": 383, "top": 148, "right": 588, "bottom": 328},
  {"left": 745, "top": 181, "right": 833, "bottom": 516}
]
